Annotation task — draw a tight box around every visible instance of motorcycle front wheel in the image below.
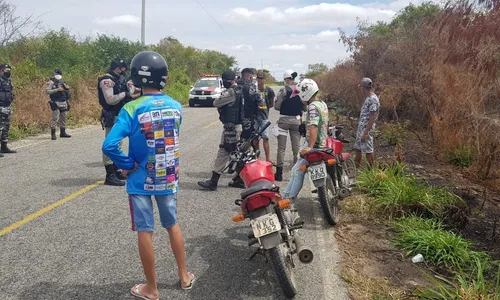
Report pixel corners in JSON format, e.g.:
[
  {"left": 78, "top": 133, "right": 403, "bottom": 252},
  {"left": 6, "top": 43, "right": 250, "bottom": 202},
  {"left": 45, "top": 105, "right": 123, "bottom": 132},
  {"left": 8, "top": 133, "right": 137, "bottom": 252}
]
[
  {"left": 317, "top": 174, "right": 340, "bottom": 226},
  {"left": 267, "top": 243, "right": 297, "bottom": 299}
]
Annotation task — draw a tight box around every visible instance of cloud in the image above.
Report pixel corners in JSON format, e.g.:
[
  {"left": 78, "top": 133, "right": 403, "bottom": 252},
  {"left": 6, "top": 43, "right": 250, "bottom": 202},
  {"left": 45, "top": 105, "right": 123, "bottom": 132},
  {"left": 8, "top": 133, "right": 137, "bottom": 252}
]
[
  {"left": 93, "top": 15, "right": 141, "bottom": 28},
  {"left": 223, "top": 2, "right": 397, "bottom": 28},
  {"left": 232, "top": 44, "right": 253, "bottom": 51},
  {"left": 293, "top": 63, "right": 304, "bottom": 68},
  {"left": 269, "top": 44, "right": 307, "bottom": 51}
]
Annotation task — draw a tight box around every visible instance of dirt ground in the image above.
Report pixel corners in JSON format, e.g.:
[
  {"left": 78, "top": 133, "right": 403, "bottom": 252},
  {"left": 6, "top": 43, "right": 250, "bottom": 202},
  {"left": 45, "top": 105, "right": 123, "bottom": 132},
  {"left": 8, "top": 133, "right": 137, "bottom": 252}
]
[{"left": 331, "top": 119, "right": 500, "bottom": 299}]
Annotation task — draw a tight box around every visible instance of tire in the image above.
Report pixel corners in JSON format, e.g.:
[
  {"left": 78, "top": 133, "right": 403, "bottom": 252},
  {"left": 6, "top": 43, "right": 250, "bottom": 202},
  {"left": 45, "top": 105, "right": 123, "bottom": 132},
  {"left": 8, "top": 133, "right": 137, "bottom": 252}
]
[
  {"left": 317, "top": 174, "right": 340, "bottom": 226},
  {"left": 267, "top": 244, "right": 297, "bottom": 299},
  {"left": 189, "top": 101, "right": 194, "bottom": 107},
  {"left": 343, "top": 157, "right": 357, "bottom": 185}
]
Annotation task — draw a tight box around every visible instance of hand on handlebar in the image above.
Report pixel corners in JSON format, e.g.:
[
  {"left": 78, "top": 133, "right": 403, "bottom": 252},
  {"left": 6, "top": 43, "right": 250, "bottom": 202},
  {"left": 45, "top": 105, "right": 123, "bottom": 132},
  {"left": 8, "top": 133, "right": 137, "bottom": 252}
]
[{"left": 300, "top": 147, "right": 311, "bottom": 156}]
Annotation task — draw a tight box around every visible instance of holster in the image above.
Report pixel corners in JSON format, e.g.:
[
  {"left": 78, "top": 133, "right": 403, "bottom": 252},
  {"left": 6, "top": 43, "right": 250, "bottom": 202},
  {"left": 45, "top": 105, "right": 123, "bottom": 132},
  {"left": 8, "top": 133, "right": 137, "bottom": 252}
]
[
  {"left": 49, "top": 101, "right": 58, "bottom": 111},
  {"left": 101, "top": 109, "right": 116, "bottom": 129}
]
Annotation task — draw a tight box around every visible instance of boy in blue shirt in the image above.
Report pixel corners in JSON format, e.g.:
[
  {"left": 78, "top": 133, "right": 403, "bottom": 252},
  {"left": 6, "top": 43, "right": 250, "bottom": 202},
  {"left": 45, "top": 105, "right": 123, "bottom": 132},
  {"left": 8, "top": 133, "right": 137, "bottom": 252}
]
[{"left": 102, "top": 51, "right": 194, "bottom": 300}]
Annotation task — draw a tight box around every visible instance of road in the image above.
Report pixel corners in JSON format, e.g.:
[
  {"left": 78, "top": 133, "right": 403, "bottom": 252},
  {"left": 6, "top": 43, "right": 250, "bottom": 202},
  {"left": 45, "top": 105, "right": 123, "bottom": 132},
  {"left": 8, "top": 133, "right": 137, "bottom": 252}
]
[{"left": 0, "top": 96, "right": 348, "bottom": 300}]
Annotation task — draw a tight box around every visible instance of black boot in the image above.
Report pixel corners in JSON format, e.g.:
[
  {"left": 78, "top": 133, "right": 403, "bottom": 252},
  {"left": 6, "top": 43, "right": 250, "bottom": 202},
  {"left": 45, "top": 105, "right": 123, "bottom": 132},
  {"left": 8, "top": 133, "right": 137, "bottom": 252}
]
[
  {"left": 60, "top": 127, "right": 71, "bottom": 138},
  {"left": 228, "top": 175, "right": 245, "bottom": 189},
  {"left": 1, "top": 142, "right": 16, "bottom": 154},
  {"left": 197, "top": 172, "right": 220, "bottom": 191},
  {"left": 51, "top": 129, "right": 57, "bottom": 140},
  {"left": 274, "top": 167, "right": 283, "bottom": 182},
  {"left": 0, "top": 152, "right": 3, "bottom": 157},
  {"left": 113, "top": 163, "right": 126, "bottom": 180},
  {"left": 104, "top": 164, "right": 125, "bottom": 186}
]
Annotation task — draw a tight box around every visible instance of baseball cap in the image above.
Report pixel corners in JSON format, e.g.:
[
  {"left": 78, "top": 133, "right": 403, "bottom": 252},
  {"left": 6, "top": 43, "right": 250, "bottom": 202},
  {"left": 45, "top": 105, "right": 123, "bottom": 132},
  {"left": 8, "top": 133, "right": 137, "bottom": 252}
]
[
  {"left": 359, "top": 77, "right": 373, "bottom": 88},
  {"left": 256, "top": 71, "right": 265, "bottom": 79},
  {"left": 222, "top": 70, "right": 236, "bottom": 81},
  {"left": 283, "top": 70, "right": 297, "bottom": 80}
]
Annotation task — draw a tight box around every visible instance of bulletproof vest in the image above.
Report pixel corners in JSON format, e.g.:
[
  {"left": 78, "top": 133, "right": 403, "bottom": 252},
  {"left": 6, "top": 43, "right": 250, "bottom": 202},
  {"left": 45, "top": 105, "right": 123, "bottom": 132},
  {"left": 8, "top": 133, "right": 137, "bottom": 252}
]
[
  {"left": 0, "top": 76, "right": 13, "bottom": 107},
  {"left": 98, "top": 72, "right": 123, "bottom": 113},
  {"left": 49, "top": 78, "right": 68, "bottom": 102},
  {"left": 218, "top": 86, "right": 244, "bottom": 125},
  {"left": 279, "top": 85, "right": 303, "bottom": 116},
  {"left": 242, "top": 83, "right": 258, "bottom": 119}
]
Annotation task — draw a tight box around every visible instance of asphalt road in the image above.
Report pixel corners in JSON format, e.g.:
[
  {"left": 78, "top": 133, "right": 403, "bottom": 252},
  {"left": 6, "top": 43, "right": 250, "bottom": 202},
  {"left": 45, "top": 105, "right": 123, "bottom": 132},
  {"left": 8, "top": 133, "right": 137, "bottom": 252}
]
[{"left": 0, "top": 94, "right": 349, "bottom": 300}]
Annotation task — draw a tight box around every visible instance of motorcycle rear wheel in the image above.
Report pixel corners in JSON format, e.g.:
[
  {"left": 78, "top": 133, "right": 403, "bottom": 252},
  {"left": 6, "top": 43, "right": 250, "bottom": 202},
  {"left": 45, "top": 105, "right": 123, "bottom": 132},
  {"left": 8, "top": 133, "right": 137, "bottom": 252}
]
[
  {"left": 317, "top": 174, "right": 340, "bottom": 226},
  {"left": 267, "top": 243, "right": 297, "bottom": 299}
]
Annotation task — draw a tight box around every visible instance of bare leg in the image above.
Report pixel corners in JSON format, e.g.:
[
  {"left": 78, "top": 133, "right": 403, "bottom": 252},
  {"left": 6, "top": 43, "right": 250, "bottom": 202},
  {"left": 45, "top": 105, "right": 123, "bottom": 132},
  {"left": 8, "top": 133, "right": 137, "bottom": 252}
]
[
  {"left": 167, "top": 223, "right": 193, "bottom": 287},
  {"left": 132, "top": 231, "right": 160, "bottom": 299},
  {"left": 252, "top": 139, "right": 260, "bottom": 158},
  {"left": 355, "top": 150, "right": 362, "bottom": 169},
  {"left": 263, "top": 139, "right": 271, "bottom": 162},
  {"left": 366, "top": 153, "right": 375, "bottom": 169}
]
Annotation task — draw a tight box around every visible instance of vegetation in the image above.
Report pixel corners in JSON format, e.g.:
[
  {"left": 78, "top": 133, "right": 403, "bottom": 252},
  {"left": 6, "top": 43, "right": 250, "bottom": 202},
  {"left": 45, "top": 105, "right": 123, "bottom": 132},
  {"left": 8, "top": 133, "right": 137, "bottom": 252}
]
[
  {"left": 315, "top": 0, "right": 500, "bottom": 182},
  {"left": 0, "top": 1, "right": 236, "bottom": 140}
]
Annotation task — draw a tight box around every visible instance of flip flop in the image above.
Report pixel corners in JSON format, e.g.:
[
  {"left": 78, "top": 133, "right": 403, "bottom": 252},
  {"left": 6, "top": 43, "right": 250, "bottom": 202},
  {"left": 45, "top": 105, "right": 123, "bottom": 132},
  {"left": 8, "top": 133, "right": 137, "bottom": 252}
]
[
  {"left": 130, "top": 284, "right": 159, "bottom": 300},
  {"left": 181, "top": 272, "right": 196, "bottom": 290}
]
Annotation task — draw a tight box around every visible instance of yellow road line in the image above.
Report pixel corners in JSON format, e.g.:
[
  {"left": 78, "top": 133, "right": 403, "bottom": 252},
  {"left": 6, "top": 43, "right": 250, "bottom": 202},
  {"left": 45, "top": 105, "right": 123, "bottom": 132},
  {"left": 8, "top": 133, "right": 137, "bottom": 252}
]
[
  {"left": 203, "top": 120, "right": 219, "bottom": 129},
  {"left": 0, "top": 180, "right": 104, "bottom": 237}
]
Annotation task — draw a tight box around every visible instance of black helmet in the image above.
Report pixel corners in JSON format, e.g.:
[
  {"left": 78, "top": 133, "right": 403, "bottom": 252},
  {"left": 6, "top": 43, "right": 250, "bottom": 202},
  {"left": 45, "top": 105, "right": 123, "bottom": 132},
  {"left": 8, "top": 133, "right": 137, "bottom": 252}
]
[
  {"left": 130, "top": 51, "right": 169, "bottom": 90},
  {"left": 54, "top": 69, "right": 62, "bottom": 75},
  {"left": 110, "top": 59, "right": 125, "bottom": 70}
]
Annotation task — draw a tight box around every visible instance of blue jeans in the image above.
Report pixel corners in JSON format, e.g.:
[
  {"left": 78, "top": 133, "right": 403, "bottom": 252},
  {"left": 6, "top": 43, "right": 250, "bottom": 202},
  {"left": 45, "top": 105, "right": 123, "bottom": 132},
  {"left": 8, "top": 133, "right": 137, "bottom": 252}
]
[{"left": 282, "top": 157, "right": 308, "bottom": 201}]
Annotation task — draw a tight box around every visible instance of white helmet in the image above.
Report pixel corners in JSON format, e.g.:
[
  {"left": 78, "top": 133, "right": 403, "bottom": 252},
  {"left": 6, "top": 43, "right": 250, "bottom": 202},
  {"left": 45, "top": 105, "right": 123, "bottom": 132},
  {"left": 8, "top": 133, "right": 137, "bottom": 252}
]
[
  {"left": 283, "top": 70, "right": 297, "bottom": 80},
  {"left": 291, "top": 78, "right": 319, "bottom": 103}
]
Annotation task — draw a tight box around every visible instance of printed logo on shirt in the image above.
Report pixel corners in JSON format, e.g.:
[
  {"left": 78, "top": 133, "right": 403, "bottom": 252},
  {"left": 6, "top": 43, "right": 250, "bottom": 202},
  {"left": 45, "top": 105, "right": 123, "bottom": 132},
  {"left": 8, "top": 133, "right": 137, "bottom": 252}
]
[
  {"left": 174, "top": 151, "right": 180, "bottom": 158},
  {"left": 155, "top": 184, "right": 166, "bottom": 191},
  {"left": 166, "top": 152, "right": 175, "bottom": 161},
  {"left": 147, "top": 170, "right": 156, "bottom": 177},
  {"left": 141, "top": 122, "right": 153, "bottom": 134},
  {"left": 156, "top": 169, "right": 167, "bottom": 177},
  {"left": 156, "top": 154, "right": 166, "bottom": 162},
  {"left": 151, "top": 110, "right": 162, "bottom": 121},
  {"left": 157, "top": 177, "right": 167, "bottom": 185},
  {"left": 167, "top": 160, "right": 175, "bottom": 167},
  {"left": 164, "top": 129, "right": 174, "bottom": 137},
  {"left": 152, "top": 121, "right": 163, "bottom": 131},
  {"left": 156, "top": 147, "right": 165, "bottom": 154},
  {"left": 161, "top": 109, "right": 174, "bottom": 119},
  {"left": 167, "top": 182, "right": 176, "bottom": 190},
  {"left": 175, "top": 145, "right": 180, "bottom": 151},
  {"left": 156, "top": 162, "right": 166, "bottom": 169},
  {"left": 145, "top": 177, "right": 155, "bottom": 184},
  {"left": 144, "top": 184, "right": 155, "bottom": 191},
  {"left": 138, "top": 112, "right": 152, "bottom": 124},
  {"left": 174, "top": 129, "right": 179, "bottom": 137},
  {"left": 154, "top": 130, "right": 164, "bottom": 139},
  {"left": 164, "top": 119, "right": 175, "bottom": 129},
  {"left": 146, "top": 132, "right": 154, "bottom": 140},
  {"left": 147, "top": 155, "right": 156, "bottom": 163},
  {"left": 175, "top": 158, "right": 180, "bottom": 166},
  {"left": 152, "top": 99, "right": 165, "bottom": 106},
  {"left": 167, "top": 174, "right": 176, "bottom": 182},
  {"left": 155, "top": 139, "right": 165, "bottom": 147},
  {"left": 167, "top": 166, "right": 175, "bottom": 175},
  {"left": 175, "top": 166, "right": 180, "bottom": 173},
  {"left": 166, "top": 146, "right": 175, "bottom": 152},
  {"left": 174, "top": 110, "right": 181, "bottom": 119},
  {"left": 165, "top": 137, "right": 175, "bottom": 145},
  {"left": 147, "top": 140, "right": 155, "bottom": 147},
  {"left": 146, "top": 163, "right": 155, "bottom": 170}
]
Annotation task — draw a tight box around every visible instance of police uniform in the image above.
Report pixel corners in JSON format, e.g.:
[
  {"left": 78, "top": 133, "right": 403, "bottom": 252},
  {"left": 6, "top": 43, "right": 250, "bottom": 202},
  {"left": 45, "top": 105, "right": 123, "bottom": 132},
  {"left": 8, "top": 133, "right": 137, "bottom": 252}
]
[
  {"left": 197, "top": 71, "right": 245, "bottom": 191},
  {"left": 45, "top": 69, "right": 71, "bottom": 140},
  {"left": 0, "top": 64, "right": 16, "bottom": 155},
  {"left": 98, "top": 60, "right": 128, "bottom": 186}
]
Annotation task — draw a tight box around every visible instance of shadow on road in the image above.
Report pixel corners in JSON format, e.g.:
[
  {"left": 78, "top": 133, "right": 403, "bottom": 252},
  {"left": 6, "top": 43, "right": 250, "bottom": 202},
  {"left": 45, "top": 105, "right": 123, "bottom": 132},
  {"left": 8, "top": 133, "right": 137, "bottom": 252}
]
[
  {"left": 83, "top": 161, "right": 103, "bottom": 168},
  {"left": 49, "top": 178, "right": 101, "bottom": 187},
  {"left": 184, "top": 225, "right": 287, "bottom": 300}
]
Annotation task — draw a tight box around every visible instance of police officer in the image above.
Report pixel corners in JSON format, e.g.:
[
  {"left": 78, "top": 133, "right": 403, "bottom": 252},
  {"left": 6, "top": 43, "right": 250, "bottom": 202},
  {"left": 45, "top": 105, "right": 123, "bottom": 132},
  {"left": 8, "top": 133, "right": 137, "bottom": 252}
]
[
  {"left": 98, "top": 58, "right": 140, "bottom": 186},
  {"left": 0, "top": 63, "right": 16, "bottom": 156},
  {"left": 197, "top": 70, "right": 245, "bottom": 191},
  {"left": 45, "top": 69, "right": 72, "bottom": 140},
  {"left": 238, "top": 68, "right": 260, "bottom": 141}
]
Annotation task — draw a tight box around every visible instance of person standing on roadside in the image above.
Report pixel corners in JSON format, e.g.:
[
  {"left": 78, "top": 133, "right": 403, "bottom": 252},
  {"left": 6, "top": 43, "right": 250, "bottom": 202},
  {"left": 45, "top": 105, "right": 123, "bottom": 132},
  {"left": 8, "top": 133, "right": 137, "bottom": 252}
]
[
  {"left": 0, "top": 63, "right": 16, "bottom": 156},
  {"left": 273, "top": 70, "right": 304, "bottom": 181},
  {"left": 102, "top": 51, "right": 195, "bottom": 300},
  {"left": 253, "top": 71, "right": 275, "bottom": 163},
  {"left": 45, "top": 69, "right": 72, "bottom": 140},
  {"left": 98, "top": 58, "right": 140, "bottom": 186},
  {"left": 354, "top": 77, "right": 380, "bottom": 169}
]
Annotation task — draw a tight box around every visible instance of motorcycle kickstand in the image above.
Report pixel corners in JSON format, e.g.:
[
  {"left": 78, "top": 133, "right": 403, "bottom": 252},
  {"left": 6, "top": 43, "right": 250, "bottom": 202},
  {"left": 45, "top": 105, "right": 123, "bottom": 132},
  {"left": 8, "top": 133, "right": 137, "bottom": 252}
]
[{"left": 248, "top": 246, "right": 265, "bottom": 261}]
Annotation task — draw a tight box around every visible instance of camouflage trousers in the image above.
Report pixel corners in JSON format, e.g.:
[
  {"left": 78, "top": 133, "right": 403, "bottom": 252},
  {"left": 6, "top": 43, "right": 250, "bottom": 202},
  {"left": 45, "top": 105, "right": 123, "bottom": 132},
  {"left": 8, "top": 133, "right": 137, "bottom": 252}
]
[
  {"left": 0, "top": 106, "right": 12, "bottom": 143},
  {"left": 213, "top": 124, "right": 242, "bottom": 174},
  {"left": 50, "top": 101, "right": 68, "bottom": 129}
]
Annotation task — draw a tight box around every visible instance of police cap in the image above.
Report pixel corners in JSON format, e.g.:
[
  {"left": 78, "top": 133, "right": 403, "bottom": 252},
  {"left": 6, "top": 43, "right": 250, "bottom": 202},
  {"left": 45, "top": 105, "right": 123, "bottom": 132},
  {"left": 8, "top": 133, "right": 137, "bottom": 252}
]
[
  {"left": 222, "top": 70, "right": 235, "bottom": 81},
  {"left": 110, "top": 59, "right": 125, "bottom": 70}
]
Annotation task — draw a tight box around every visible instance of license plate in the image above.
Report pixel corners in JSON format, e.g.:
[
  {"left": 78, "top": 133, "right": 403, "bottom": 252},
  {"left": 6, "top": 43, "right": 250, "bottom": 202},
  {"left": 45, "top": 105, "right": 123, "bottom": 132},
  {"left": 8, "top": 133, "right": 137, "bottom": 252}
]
[
  {"left": 250, "top": 213, "right": 281, "bottom": 238},
  {"left": 309, "top": 163, "right": 327, "bottom": 181}
]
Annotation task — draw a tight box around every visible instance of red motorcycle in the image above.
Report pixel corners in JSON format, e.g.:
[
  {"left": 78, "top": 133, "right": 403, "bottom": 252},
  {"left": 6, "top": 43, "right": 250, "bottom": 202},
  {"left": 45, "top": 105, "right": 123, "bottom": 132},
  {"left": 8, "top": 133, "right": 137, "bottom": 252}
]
[
  {"left": 225, "top": 121, "right": 313, "bottom": 299},
  {"left": 300, "top": 123, "right": 356, "bottom": 226}
]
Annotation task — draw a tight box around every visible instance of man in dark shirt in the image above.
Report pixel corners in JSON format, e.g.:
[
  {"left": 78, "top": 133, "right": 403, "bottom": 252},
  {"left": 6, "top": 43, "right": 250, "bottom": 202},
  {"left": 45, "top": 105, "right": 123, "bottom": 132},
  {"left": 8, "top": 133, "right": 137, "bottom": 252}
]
[{"left": 252, "top": 71, "right": 275, "bottom": 162}]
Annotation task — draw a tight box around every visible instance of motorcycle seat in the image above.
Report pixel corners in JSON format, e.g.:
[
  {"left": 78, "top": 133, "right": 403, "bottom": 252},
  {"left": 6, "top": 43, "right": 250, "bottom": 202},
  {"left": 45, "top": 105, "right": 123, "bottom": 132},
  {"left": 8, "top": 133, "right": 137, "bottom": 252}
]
[{"left": 241, "top": 179, "right": 276, "bottom": 199}]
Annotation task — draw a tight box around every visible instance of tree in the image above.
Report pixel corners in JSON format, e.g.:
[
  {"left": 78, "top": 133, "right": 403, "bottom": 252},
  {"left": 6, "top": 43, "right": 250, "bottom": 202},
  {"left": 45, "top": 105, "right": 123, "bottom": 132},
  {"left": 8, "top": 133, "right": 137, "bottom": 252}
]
[
  {"left": 0, "top": 0, "right": 42, "bottom": 46},
  {"left": 305, "top": 63, "right": 329, "bottom": 78}
]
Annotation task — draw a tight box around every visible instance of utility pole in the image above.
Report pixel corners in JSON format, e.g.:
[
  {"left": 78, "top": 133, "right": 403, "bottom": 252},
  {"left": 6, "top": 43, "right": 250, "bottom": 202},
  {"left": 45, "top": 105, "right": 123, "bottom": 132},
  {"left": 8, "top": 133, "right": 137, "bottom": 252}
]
[
  {"left": 141, "top": 0, "right": 145, "bottom": 46},
  {"left": 261, "top": 60, "right": 263, "bottom": 71}
]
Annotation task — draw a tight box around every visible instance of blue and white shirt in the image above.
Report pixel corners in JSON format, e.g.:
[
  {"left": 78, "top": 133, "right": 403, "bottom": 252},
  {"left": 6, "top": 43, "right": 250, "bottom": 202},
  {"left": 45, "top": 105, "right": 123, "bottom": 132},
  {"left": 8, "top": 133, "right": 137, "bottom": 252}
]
[{"left": 102, "top": 93, "right": 182, "bottom": 195}]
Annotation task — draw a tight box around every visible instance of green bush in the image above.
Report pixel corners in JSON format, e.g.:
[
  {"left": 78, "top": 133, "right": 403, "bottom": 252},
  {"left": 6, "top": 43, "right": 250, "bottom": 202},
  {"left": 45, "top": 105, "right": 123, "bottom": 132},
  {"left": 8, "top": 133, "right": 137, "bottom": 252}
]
[
  {"left": 382, "top": 121, "right": 410, "bottom": 146},
  {"left": 446, "top": 146, "right": 475, "bottom": 168}
]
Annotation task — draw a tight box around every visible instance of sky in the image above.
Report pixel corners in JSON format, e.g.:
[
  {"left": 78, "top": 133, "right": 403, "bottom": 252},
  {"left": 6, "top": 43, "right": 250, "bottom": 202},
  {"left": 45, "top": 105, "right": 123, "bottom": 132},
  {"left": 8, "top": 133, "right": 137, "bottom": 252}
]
[{"left": 13, "top": 0, "right": 435, "bottom": 79}]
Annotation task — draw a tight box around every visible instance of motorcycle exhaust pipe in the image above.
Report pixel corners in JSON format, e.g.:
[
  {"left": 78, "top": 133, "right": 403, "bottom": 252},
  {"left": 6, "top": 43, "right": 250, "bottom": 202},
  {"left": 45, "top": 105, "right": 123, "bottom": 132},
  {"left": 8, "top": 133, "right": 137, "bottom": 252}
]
[{"left": 294, "top": 234, "right": 314, "bottom": 264}]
